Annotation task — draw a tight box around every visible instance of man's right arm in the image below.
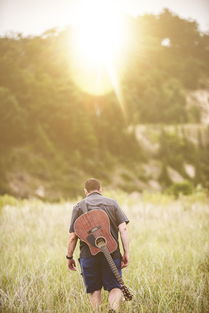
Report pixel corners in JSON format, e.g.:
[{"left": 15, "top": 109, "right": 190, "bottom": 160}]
[
  {"left": 118, "top": 222, "right": 129, "bottom": 268},
  {"left": 67, "top": 232, "right": 78, "bottom": 271},
  {"left": 67, "top": 204, "right": 80, "bottom": 271}
]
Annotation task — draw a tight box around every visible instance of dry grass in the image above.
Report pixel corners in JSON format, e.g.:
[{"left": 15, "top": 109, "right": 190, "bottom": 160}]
[{"left": 0, "top": 191, "right": 209, "bottom": 313}]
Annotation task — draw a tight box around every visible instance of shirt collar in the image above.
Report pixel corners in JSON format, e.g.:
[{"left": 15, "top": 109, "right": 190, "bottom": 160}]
[{"left": 87, "top": 191, "right": 102, "bottom": 197}]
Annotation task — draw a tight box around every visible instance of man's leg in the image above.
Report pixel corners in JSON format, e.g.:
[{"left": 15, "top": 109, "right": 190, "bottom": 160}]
[
  {"left": 80, "top": 256, "right": 102, "bottom": 310},
  {"left": 101, "top": 256, "right": 123, "bottom": 312},
  {"left": 89, "top": 289, "right": 102, "bottom": 311},
  {"left": 108, "top": 288, "right": 123, "bottom": 311}
]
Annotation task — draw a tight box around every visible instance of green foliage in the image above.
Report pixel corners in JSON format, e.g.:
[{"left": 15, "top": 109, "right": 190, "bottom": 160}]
[
  {"left": 158, "top": 130, "right": 186, "bottom": 171},
  {"left": 0, "top": 87, "right": 26, "bottom": 147},
  {"left": 0, "top": 10, "right": 208, "bottom": 197},
  {"left": 0, "top": 194, "right": 19, "bottom": 210},
  {"left": 166, "top": 180, "right": 194, "bottom": 197},
  {"left": 133, "top": 79, "right": 187, "bottom": 123}
]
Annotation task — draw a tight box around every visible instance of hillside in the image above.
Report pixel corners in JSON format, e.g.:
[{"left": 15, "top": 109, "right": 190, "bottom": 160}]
[{"left": 0, "top": 9, "right": 209, "bottom": 199}]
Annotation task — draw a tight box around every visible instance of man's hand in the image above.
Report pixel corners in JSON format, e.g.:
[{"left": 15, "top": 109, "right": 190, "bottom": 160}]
[
  {"left": 121, "top": 252, "right": 129, "bottom": 269},
  {"left": 68, "top": 258, "right": 77, "bottom": 271}
]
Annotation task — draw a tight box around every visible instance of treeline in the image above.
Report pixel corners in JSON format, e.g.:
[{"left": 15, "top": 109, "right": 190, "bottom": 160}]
[
  {"left": 0, "top": 9, "right": 208, "bottom": 197},
  {"left": 124, "top": 9, "right": 209, "bottom": 123}
]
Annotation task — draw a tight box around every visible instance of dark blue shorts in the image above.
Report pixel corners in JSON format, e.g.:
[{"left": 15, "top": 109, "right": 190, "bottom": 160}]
[{"left": 79, "top": 254, "right": 122, "bottom": 293}]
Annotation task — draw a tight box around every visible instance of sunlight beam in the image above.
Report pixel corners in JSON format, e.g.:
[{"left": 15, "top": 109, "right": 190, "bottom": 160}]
[{"left": 69, "top": 0, "right": 128, "bottom": 97}]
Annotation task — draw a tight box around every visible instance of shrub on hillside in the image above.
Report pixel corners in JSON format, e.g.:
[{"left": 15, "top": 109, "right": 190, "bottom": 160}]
[
  {"left": 166, "top": 180, "right": 193, "bottom": 197},
  {"left": 0, "top": 195, "right": 19, "bottom": 209}
]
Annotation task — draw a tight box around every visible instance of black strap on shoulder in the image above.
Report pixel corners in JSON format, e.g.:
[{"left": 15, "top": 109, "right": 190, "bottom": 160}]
[{"left": 80, "top": 199, "right": 88, "bottom": 214}]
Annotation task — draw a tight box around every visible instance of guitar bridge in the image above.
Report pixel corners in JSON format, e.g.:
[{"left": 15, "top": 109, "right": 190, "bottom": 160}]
[{"left": 88, "top": 226, "right": 101, "bottom": 234}]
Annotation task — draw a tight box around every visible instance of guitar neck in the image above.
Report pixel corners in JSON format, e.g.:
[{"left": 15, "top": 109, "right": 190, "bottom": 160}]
[
  {"left": 100, "top": 246, "right": 133, "bottom": 301},
  {"left": 100, "top": 246, "right": 125, "bottom": 286}
]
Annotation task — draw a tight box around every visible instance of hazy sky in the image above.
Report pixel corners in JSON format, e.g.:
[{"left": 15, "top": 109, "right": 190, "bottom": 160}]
[{"left": 0, "top": 0, "right": 209, "bottom": 35}]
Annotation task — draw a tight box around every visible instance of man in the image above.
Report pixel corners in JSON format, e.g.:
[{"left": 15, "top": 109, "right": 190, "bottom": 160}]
[{"left": 67, "top": 178, "right": 130, "bottom": 313}]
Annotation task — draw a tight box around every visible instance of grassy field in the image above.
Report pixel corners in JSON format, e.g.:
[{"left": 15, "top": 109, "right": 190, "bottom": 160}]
[{"left": 0, "top": 191, "right": 209, "bottom": 313}]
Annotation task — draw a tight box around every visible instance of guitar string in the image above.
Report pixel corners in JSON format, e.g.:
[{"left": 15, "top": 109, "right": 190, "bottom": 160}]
[
  {"left": 91, "top": 207, "right": 101, "bottom": 253},
  {"left": 93, "top": 209, "right": 124, "bottom": 285},
  {"left": 88, "top": 205, "right": 100, "bottom": 254},
  {"left": 94, "top": 211, "right": 125, "bottom": 289},
  {"left": 101, "top": 246, "right": 134, "bottom": 300},
  {"left": 103, "top": 248, "right": 133, "bottom": 300}
]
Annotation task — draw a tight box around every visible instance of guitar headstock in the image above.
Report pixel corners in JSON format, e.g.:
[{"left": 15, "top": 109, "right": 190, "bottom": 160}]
[{"left": 121, "top": 285, "right": 133, "bottom": 301}]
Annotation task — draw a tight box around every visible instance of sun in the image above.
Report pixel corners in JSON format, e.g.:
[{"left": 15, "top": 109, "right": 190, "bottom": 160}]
[{"left": 69, "top": 0, "right": 128, "bottom": 96}]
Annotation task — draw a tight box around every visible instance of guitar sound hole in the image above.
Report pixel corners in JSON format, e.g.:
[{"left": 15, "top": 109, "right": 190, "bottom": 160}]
[{"left": 95, "top": 236, "right": 106, "bottom": 248}]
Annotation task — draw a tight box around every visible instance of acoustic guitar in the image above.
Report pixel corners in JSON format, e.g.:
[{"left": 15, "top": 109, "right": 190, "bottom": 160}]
[{"left": 74, "top": 209, "right": 133, "bottom": 301}]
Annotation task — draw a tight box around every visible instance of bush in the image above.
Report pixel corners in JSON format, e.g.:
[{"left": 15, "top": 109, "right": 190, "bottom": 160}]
[
  {"left": 166, "top": 180, "right": 193, "bottom": 197},
  {"left": 0, "top": 194, "right": 19, "bottom": 210}
]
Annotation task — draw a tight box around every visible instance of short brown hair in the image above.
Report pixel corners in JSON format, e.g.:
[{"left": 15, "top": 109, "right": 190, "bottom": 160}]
[{"left": 84, "top": 178, "right": 101, "bottom": 192}]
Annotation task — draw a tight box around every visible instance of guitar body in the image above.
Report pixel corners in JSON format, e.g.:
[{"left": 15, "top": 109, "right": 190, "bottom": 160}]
[{"left": 74, "top": 209, "right": 117, "bottom": 255}]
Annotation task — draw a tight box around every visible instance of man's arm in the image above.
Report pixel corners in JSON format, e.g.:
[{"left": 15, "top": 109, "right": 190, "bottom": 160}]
[
  {"left": 67, "top": 232, "right": 78, "bottom": 271},
  {"left": 118, "top": 222, "right": 129, "bottom": 269}
]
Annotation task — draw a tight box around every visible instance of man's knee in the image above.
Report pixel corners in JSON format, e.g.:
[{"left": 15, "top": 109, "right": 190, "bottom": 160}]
[
  {"left": 90, "top": 289, "right": 101, "bottom": 295},
  {"left": 89, "top": 289, "right": 102, "bottom": 310},
  {"left": 89, "top": 289, "right": 102, "bottom": 301},
  {"left": 109, "top": 288, "right": 122, "bottom": 295}
]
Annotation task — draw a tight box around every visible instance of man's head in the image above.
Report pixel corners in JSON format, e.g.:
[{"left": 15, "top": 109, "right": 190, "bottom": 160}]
[{"left": 84, "top": 178, "right": 102, "bottom": 195}]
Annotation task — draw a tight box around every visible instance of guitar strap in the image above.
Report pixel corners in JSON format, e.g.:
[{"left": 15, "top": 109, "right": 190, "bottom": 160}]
[{"left": 80, "top": 199, "right": 88, "bottom": 214}]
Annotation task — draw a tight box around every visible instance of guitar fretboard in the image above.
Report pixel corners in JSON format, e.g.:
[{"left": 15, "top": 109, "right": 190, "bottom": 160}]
[
  {"left": 100, "top": 246, "right": 133, "bottom": 301},
  {"left": 100, "top": 246, "right": 124, "bottom": 286}
]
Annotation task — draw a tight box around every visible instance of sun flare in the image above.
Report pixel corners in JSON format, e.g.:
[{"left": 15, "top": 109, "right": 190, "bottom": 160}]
[{"left": 69, "top": 0, "right": 128, "bottom": 96}]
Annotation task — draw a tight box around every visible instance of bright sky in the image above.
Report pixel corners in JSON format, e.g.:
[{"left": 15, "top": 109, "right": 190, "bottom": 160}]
[{"left": 0, "top": 0, "right": 209, "bottom": 35}]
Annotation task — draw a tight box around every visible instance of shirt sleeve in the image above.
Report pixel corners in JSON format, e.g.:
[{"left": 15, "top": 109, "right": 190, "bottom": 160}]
[
  {"left": 69, "top": 204, "right": 80, "bottom": 233},
  {"left": 114, "top": 200, "right": 129, "bottom": 227}
]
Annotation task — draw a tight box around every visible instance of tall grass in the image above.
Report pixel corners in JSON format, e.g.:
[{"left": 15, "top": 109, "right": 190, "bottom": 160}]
[{"left": 0, "top": 192, "right": 208, "bottom": 312}]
